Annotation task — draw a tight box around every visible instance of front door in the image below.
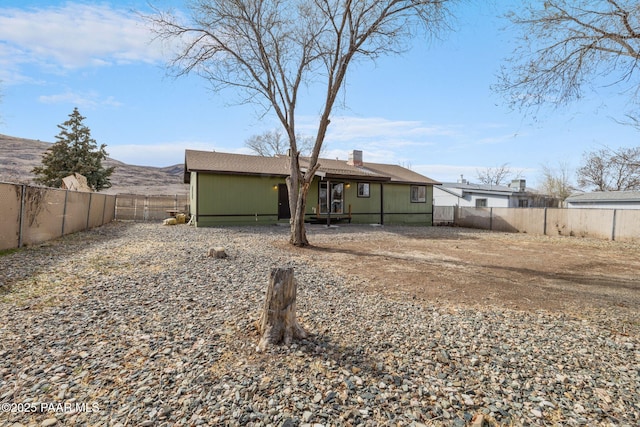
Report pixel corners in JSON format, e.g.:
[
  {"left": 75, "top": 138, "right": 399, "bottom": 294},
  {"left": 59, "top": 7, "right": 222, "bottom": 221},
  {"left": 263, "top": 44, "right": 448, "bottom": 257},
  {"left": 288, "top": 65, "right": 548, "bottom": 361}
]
[{"left": 278, "top": 184, "right": 291, "bottom": 219}]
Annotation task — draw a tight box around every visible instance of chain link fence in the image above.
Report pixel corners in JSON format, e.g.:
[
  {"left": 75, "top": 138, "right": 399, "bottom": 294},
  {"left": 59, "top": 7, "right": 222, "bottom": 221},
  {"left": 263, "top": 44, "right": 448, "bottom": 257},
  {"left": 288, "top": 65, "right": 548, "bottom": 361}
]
[{"left": 114, "top": 194, "right": 189, "bottom": 221}]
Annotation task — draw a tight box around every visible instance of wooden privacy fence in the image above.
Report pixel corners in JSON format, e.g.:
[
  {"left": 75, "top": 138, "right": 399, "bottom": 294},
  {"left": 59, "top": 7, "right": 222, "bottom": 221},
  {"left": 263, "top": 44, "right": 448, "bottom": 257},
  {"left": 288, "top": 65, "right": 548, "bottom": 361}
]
[
  {"left": 454, "top": 207, "right": 640, "bottom": 241},
  {"left": 0, "top": 182, "right": 116, "bottom": 251},
  {"left": 114, "top": 194, "right": 189, "bottom": 221}
]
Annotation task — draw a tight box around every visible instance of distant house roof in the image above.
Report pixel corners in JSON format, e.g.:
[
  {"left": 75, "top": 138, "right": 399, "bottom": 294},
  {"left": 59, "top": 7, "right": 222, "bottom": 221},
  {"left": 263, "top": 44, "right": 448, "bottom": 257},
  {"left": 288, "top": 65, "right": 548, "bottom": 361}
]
[
  {"left": 566, "top": 191, "right": 640, "bottom": 203},
  {"left": 184, "top": 150, "right": 439, "bottom": 185}
]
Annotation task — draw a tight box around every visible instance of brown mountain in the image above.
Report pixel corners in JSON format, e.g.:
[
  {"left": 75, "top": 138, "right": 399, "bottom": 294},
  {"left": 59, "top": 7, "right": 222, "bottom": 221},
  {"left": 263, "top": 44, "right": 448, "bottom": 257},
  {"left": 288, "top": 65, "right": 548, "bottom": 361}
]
[{"left": 0, "top": 134, "right": 188, "bottom": 195}]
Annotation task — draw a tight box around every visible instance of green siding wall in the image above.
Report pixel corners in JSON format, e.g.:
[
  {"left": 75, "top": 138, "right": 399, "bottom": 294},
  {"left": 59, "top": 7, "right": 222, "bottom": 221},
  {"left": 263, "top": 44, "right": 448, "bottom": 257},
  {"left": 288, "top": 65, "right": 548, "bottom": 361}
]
[
  {"left": 193, "top": 174, "right": 284, "bottom": 226},
  {"left": 307, "top": 179, "right": 433, "bottom": 225},
  {"left": 345, "top": 181, "right": 382, "bottom": 224},
  {"left": 382, "top": 183, "right": 433, "bottom": 225},
  {"left": 190, "top": 173, "right": 433, "bottom": 226}
]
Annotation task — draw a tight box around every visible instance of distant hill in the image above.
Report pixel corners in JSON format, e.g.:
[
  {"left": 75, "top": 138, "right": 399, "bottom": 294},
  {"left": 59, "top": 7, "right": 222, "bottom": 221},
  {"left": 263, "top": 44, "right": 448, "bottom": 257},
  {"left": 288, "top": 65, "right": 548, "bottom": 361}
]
[{"left": 0, "top": 134, "right": 188, "bottom": 195}]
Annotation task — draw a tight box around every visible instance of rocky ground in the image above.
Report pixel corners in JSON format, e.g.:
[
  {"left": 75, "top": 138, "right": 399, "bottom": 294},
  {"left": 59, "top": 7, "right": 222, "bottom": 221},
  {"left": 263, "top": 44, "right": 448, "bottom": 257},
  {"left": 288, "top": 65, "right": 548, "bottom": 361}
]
[{"left": 0, "top": 222, "right": 638, "bottom": 426}]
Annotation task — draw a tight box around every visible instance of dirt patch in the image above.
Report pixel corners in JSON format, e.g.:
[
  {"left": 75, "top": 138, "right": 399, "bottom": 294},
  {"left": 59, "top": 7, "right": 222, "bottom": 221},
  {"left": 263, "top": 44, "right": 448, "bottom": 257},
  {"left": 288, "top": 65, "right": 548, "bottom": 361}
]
[{"left": 277, "top": 225, "right": 640, "bottom": 329}]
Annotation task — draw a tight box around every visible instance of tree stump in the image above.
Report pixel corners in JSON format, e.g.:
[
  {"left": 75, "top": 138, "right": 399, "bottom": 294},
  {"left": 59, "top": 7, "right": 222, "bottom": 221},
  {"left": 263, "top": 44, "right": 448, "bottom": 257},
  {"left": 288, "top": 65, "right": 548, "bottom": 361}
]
[{"left": 257, "top": 267, "right": 307, "bottom": 352}]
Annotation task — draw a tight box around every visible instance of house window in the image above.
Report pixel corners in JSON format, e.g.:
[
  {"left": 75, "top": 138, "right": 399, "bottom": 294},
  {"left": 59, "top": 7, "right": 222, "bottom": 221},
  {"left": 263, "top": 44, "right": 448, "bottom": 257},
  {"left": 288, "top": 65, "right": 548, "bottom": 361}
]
[
  {"left": 519, "top": 199, "right": 529, "bottom": 208},
  {"left": 410, "top": 185, "right": 426, "bottom": 203},
  {"left": 475, "top": 198, "right": 487, "bottom": 207},
  {"left": 319, "top": 182, "right": 344, "bottom": 214},
  {"left": 357, "top": 182, "right": 370, "bottom": 198}
]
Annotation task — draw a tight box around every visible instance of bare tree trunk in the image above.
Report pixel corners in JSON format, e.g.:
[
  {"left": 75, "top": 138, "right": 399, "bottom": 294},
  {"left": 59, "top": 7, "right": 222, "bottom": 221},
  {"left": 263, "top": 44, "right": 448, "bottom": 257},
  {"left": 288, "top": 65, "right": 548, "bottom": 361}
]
[
  {"left": 290, "top": 181, "right": 310, "bottom": 246},
  {"left": 287, "top": 153, "right": 312, "bottom": 247},
  {"left": 257, "top": 267, "right": 307, "bottom": 352}
]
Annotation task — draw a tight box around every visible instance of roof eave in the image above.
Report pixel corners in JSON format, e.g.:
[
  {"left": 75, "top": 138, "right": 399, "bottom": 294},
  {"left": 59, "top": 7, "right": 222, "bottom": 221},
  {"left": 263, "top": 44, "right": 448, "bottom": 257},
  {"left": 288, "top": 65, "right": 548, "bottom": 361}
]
[
  {"left": 324, "top": 173, "right": 391, "bottom": 182},
  {"left": 188, "top": 169, "right": 290, "bottom": 178}
]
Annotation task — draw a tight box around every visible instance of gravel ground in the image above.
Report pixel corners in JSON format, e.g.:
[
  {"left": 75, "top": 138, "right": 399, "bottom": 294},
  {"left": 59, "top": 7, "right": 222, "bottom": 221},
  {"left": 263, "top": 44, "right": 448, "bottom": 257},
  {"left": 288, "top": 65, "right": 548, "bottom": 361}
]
[{"left": 0, "top": 222, "right": 638, "bottom": 427}]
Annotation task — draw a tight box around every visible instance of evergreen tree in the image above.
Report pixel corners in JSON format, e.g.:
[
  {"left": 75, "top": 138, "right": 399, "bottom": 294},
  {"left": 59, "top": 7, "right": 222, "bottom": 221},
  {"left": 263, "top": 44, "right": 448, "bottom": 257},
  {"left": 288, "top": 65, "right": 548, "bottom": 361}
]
[{"left": 32, "top": 107, "right": 114, "bottom": 191}]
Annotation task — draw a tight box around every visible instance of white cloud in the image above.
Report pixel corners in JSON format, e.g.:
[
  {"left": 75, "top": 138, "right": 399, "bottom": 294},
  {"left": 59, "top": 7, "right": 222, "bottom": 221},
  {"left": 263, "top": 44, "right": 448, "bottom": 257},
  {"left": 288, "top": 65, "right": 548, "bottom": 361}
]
[
  {"left": 38, "top": 90, "right": 122, "bottom": 108},
  {"left": 0, "top": 3, "right": 164, "bottom": 74},
  {"left": 108, "top": 144, "right": 188, "bottom": 167},
  {"left": 108, "top": 141, "right": 221, "bottom": 167},
  {"left": 317, "top": 116, "right": 459, "bottom": 143}
]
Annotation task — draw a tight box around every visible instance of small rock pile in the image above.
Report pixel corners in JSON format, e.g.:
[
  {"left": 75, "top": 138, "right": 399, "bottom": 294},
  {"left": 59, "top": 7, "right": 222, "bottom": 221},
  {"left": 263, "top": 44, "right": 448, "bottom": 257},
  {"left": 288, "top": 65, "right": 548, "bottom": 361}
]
[{"left": 0, "top": 222, "right": 638, "bottom": 426}]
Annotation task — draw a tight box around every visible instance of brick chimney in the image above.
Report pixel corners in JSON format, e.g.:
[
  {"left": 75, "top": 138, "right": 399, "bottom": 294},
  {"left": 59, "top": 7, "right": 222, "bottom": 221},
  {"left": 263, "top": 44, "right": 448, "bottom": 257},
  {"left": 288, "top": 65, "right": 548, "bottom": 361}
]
[{"left": 347, "top": 150, "right": 363, "bottom": 166}]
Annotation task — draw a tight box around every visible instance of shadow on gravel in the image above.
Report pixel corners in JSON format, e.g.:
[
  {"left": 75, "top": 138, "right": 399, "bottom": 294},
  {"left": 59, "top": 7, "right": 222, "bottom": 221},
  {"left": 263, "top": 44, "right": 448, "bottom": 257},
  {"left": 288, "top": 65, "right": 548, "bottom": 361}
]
[
  {"left": 301, "top": 332, "right": 381, "bottom": 370},
  {"left": 305, "top": 224, "right": 484, "bottom": 241},
  {"left": 0, "top": 221, "right": 137, "bottom": 290}
]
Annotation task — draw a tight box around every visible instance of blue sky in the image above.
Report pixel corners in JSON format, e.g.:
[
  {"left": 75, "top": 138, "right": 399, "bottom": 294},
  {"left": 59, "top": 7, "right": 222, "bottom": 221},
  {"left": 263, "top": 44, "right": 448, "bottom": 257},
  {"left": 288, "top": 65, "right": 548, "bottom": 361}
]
[{"left": 1, "top": 0, "right": 639, "bottom": 189}]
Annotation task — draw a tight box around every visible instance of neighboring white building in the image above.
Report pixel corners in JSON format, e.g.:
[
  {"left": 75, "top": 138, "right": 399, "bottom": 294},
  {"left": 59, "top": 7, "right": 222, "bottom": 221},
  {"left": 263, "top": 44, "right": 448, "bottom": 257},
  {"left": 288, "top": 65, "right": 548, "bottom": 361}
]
[
  {"left": 433, "top": 177, "right": 532, "bottom": 208},
  {"left": 565, "top": 191, "right": 640, "bottom": 209}
]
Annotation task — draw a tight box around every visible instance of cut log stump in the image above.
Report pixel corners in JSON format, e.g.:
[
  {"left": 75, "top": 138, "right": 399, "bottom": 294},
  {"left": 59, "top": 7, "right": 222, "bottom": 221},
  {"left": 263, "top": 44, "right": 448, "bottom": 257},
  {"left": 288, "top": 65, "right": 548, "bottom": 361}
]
[{"left": 257, "top": 267, "right": 307, "bottom": 352}]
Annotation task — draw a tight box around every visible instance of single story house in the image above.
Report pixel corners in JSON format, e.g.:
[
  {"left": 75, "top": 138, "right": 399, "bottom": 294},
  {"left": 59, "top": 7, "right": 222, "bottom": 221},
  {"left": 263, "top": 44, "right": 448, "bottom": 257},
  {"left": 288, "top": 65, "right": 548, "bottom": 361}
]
[
  {"left": 565, "top": 191, "right": 640, "bottom": 209},
  {"left": 184, "top": 149, "right": 439, "bottom": 226},
  {"left": 433, "top": 177, "right": 559, "bottom": 208},
  {"left": 433, "top": 177, "right": 532, "bottom": 208}
]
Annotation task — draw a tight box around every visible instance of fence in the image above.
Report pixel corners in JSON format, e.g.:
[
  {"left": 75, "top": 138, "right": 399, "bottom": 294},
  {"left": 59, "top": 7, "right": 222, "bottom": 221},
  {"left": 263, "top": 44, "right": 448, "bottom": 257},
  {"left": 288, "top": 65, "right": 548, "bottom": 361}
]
[
  {"left": 114, "top": 194, "right": 189, "bottom": 221},
  {"left": 453, "top": 206, "right": 640, "bottom": 241},
  {"left": 433, "top": 206, "right": 455, "bottom": 225},
  {"left": 0, "top": 182, "right": 116, "bottom": 251}
]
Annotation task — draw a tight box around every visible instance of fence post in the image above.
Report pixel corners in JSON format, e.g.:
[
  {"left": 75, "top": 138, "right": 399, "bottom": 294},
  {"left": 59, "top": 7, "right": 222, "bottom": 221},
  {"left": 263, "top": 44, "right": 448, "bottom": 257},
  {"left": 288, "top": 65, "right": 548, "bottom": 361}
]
[
  {"left": 489, "top": 207, "right": 493, "bottom": 230},
  {"left": 86, "top": 192, "right": 93, "bottom": 230},
  {"left": 18, "top": 185, "right": 26, "bottom": 248},
  {"left": 61, "top": 189, "right": 69, "bottom": 236},
  {"left": 102, "top": 195, "right": 107, "bottom": 225},
  {"left": 543, "top": 207, "right": 548, "bottom": 236},
  {"left": 611, "top": 209, "right": 617, "bottom": 241}
]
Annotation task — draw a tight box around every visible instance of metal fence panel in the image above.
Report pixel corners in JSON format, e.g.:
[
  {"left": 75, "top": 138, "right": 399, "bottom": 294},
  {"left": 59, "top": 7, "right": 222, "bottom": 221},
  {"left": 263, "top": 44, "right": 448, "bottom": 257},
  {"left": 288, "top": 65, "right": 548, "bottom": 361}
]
[
  {"left": 452, "top": 206, "right": 639, "bottom": 241},
  {"left": 0, "top": 183, "right": 22, "bottom": 250},
  {"left": 0, "top": 182, "right": 116, "bottom": 250}
]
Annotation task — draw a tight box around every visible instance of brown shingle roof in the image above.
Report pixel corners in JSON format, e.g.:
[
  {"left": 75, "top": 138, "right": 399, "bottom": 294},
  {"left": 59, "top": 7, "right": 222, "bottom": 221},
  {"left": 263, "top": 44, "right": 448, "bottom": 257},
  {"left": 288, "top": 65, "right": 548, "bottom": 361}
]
[
  {"left": 299, "top": 157, "right": 389, "bottom": 181},
  {"left": 363, "top": 162, "right": 440, "bottom": 185},
  {"left": 184, "top": 149, "right": 439, "bottom": 185},
  {"left": 185, "top": 150, "right": 290, "bottom": 183}
]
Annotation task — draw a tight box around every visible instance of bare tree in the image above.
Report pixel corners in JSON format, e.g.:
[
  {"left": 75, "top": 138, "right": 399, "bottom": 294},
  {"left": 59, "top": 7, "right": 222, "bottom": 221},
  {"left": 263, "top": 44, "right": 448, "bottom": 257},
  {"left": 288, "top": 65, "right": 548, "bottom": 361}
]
[
  {"left": 148, "top": 0, "right": 456, "bottom": 246},
  {"left": 538, "top": 162, "right": 574, "bottom": 200},
  {"left": 245, "top": 130, "right": 288, "bottom": 157},
  {"left": 475, "top": 163, "right": 514, "bottom": 186},
  {"left": 577, "top": 146, "right": 640, "bottom": 191},
  {"left": 246, "top": 129, "right": 315, "bottom": 157},
  {"left": 497, "top": 0, "right": 640, "bottom": 122}
]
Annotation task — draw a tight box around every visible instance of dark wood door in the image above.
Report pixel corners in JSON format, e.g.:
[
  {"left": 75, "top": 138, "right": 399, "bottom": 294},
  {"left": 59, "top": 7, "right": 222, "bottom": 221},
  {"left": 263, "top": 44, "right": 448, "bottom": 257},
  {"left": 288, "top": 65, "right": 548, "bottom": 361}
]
[{"left": 278, "top": 184, "right": 291, "bottom": 219}]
